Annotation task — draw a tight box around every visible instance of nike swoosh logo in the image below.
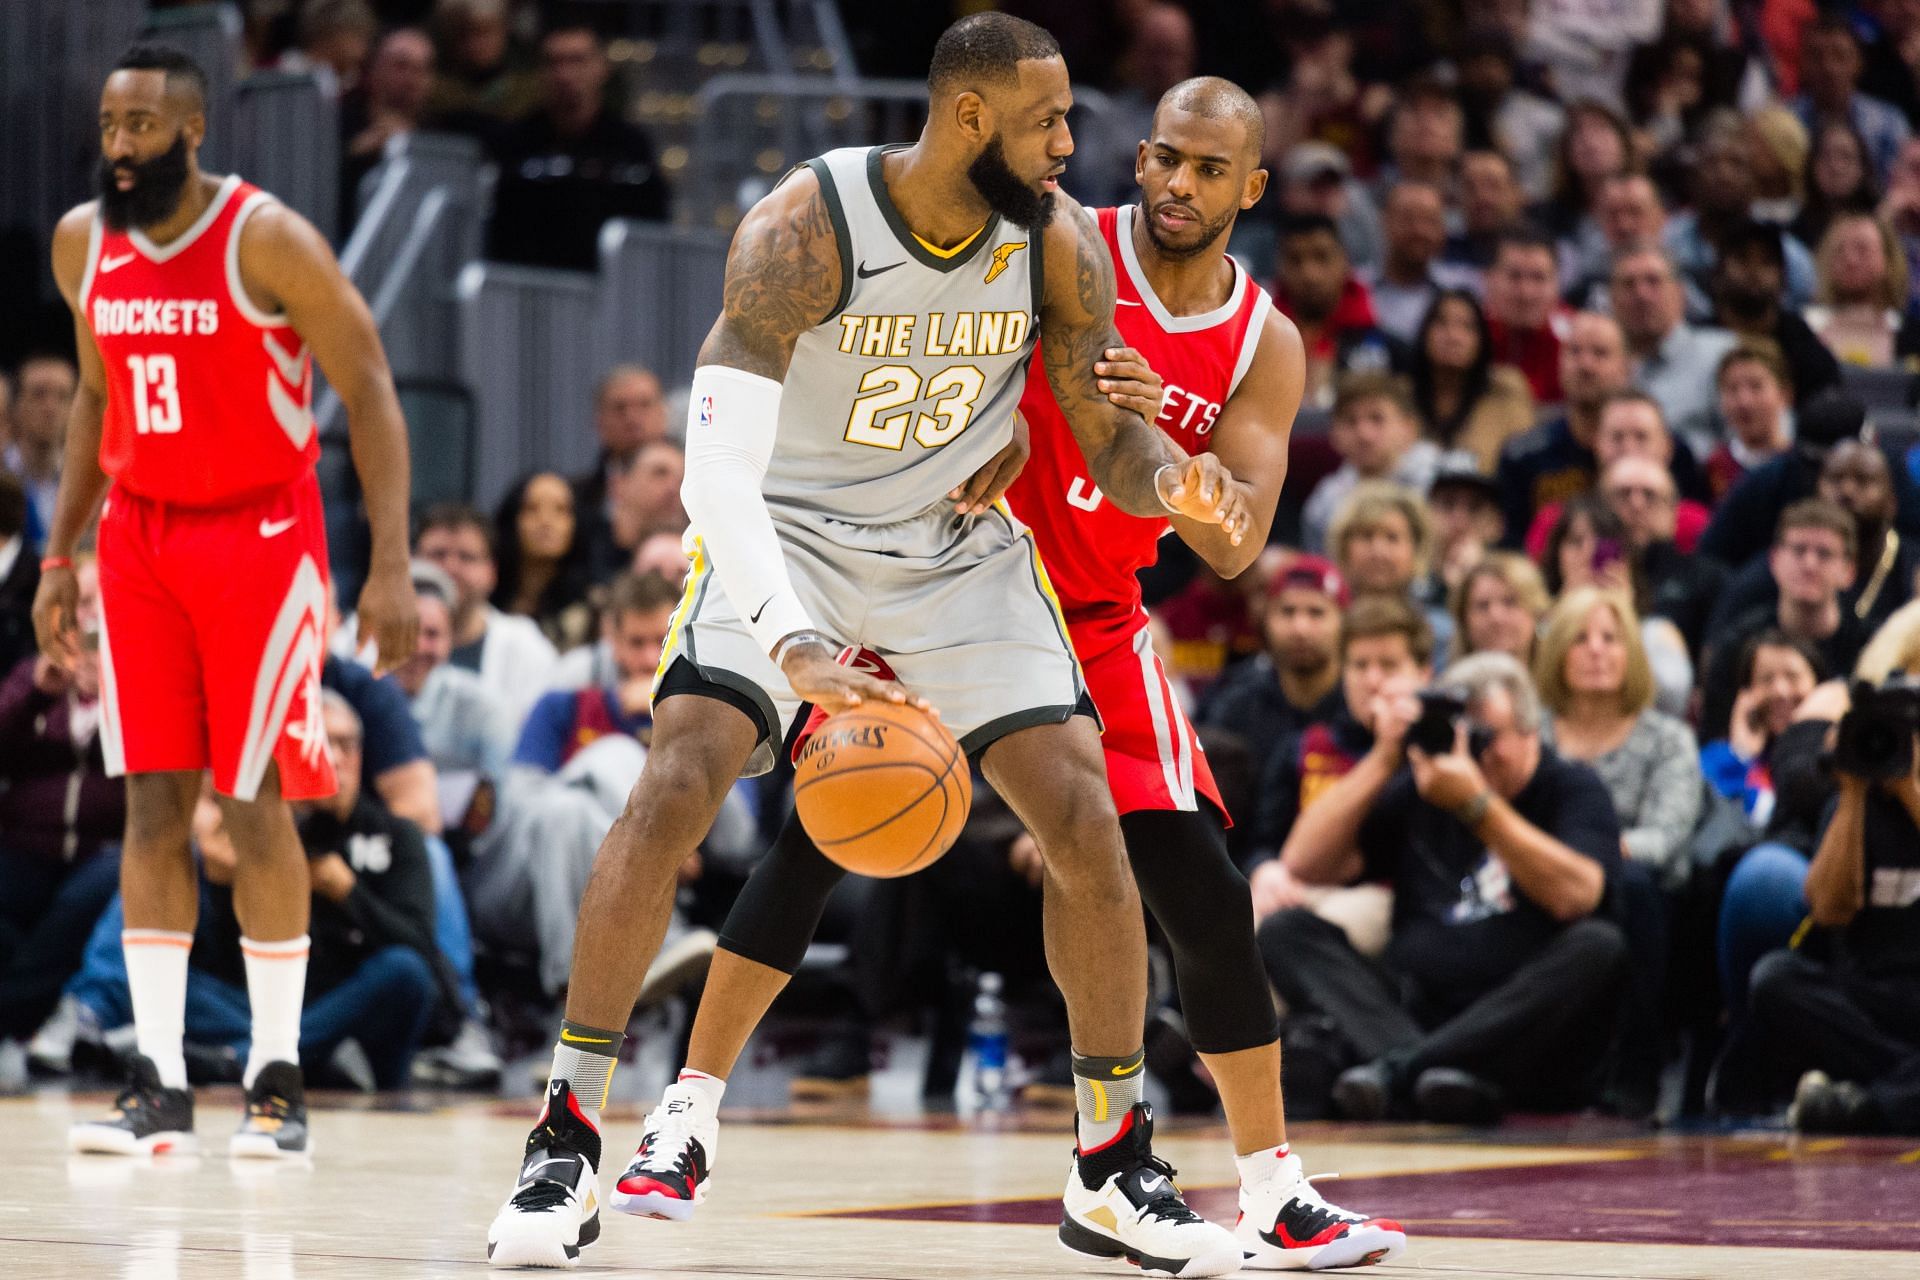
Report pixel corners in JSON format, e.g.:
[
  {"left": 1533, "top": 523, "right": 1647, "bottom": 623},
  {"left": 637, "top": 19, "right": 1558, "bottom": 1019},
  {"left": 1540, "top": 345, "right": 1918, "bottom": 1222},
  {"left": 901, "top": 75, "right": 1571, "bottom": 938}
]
[
  {"left": 1115, "top": 298, "right": 1143, "bottom": 306},
  {"left": 98, "top": 252, "right": 136, "bottom": 274},
  {"left": 1138, "top": 1174, "right": 1167, "bottom": 1193},
  {"left": 559, "top": 1029, "right": 612, "bottom": 1044},
  {"left": 1111, "top": 1059, "right": 1144, "bottom": 1076},
  {"left": 749, "top": 595, "right": 774, "bottom": 624},
  {"left": 259, "top": 517, "right": 297, "bottom": 539},
  {"left": 856, "top": 260, "right": 903, "bottom": 278}
]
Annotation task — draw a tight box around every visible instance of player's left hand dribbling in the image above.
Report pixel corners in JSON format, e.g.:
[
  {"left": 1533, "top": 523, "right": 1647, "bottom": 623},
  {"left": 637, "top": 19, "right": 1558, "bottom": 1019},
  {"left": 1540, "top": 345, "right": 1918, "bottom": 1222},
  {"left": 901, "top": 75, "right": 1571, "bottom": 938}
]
[
  {"left": 1161, "top": 454, "right": 1253, "bottom": 545},
  {"left": 356, "top": 562, "right": 419, "bottom": 676}
]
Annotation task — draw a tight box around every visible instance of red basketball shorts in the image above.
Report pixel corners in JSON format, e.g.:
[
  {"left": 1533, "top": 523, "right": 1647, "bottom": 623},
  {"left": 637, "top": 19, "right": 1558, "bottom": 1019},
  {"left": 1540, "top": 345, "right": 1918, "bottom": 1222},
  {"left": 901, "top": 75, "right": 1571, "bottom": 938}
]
[
  {"left": 96, "top": 471, "right": 336, "bottom": 802},
  {"left": 1076, "top": 625, "right": 1226, "bottom": 821}
]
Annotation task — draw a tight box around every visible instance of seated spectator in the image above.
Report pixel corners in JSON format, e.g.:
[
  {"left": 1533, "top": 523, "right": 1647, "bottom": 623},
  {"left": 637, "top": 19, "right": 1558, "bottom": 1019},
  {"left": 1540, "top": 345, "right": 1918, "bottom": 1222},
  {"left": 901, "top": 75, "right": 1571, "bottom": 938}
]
[
  {"left": 1700, "top": 388, "right": 1868, "bottom": 569},
  {"left": 1806, "top": 212, "right": 1910, "bottom": 367},
  {"left": 1702, "top": 629, "right": 1825, "bottom": 827},
  {"left": 1494, "top": 311, "right": 1631, "bottom": 544},
  {"left": 1327, "top": 481, "right": 1454, "bottom": 667},
  {"left": 411, "top": 503, "right": 557, "bottom": 721},
  {"left": 602, "top": 439, "right": 687, "bottom": 576},
  {"left": 1542, "top": 495, "right": 1694, "bottom": 716},
  {"left": 1881, "top": 138, "right": 1920, "bottom": 303},
  {"left": 1792, "top": 15, "right": 1910, "bottom": 186},
  {"left": 1523, "top": 390, "right": 1710, "bottom": 559},
  {"left": 1710, "top": 218, "right": 1842, "bottom": 406},
  {"left": 1700, "top": 499, "right": 1872, "bottom": 738},
  {"left": 1427, "top": 453, "right": 1507, "bottom": 590},
  {"left": 0, "top": 470, "right": 38, "bottom": 676},
  {"left": 1407, "top": 290, "right": 1535, "bottom": 472},
  {"left": 273, "top": 0, "right": 375, "bottom": 99},
  {"left": 1608, "top": 242, "right": 1738, "bottom": 455},
  {"left": 576, "top": 365, "right": 670, "bottom": 580},
  {"left": 486, "top": 21, "right": 670, "bottom": 270},
  {"left": 321, "top": 650, "right": 440, "bottom": 835},
  {"left": 1272, "top": 213, "right": 1408, "bottom": 410},
  {"left": 1538, "top": 101, "right": 1636, "bottom": 283},
  {"left": 393, "top": 562, "right": 517, "bottom": 801},
  {"left": 1372, "top": 75, "right": 1462, "bottom": 199},
  {"left": 1366, "top": 182, "right": 1475, "bottom": 343},
  {"left": 1669, "top": 116, "right": 1819, "bottom": 311},
  {"left": 1198, "top": 555, "right": 1348, "bottom": 763},
  {"left": 340, "top": 27, "right": 435, "bottom": 233},
  {"left": 426, "top": 0, "right": 540, "bottom": 132},
  {"left": 1484, "top": 227, "right": 1571, "bottom": 405},
  {"left": 1444, "top": 149, "right": 1528, "bottom": 278},
  {"left": 1746, "top": 105, "right": 1811, "bottom": 226},
  {"left": 513, "top": 573, "right": 676, "bottom": 772},
  {"left": 1568, "top": 173, "right": 1678, "bottom": 312},
  {"left": 1454, "top": 28, "right": 1562, "bottom": 202},
  {"left": 1706, "top": 340, "right": 1796, "bottom": 503},
  {"left": 493, "top": 471, "right": 594, "bottom": 652},
  {"left": 1275, "top": 143, "right": 1382, "bottom": 276},
  {"left": 1602, "top": 455, "right": 1728, "bottom": 656},
  {"left": 631, "top": 523, "right": 690, "bottom": 587},
  {"left": 5, "top": 353, "right": 76, "bottom": 548},
  {"left": 1793, "top": 120, "right": 1880, "bottom": 252},
  {"left": 1301, "top": 373, "right": 1439, "bottom": 552},
  {"left": 1536, "top": 588, "right": 1703, "bottom": 889},
  {"left": 1260, "top": 652, "right": 1626, "bottom": 1123},
  {"left": 1450, "top": 551, "right": 1549, "bottom": 666}
]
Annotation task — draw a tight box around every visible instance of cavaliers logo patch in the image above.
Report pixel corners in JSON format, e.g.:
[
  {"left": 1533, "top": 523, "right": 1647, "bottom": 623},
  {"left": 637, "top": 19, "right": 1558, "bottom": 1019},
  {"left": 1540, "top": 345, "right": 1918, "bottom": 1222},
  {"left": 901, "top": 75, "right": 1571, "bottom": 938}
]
[{"left": 984, "top": 241, "right": 1028, "bottom": 284}]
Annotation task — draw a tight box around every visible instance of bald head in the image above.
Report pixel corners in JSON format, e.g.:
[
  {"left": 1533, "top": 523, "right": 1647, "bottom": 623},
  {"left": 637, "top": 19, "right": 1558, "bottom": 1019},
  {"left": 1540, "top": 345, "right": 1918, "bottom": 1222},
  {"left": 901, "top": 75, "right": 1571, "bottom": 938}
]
[{"left": 1154, "top": 76, "right": 1264, "bottom": 165}]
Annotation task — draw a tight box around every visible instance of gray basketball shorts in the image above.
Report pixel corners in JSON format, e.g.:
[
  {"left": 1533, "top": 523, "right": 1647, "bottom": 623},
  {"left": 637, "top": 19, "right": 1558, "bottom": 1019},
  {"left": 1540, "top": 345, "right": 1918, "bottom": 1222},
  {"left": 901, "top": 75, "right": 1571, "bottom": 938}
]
[{"left": 652, "top": 501, "right": 1093, "bottom": 777}]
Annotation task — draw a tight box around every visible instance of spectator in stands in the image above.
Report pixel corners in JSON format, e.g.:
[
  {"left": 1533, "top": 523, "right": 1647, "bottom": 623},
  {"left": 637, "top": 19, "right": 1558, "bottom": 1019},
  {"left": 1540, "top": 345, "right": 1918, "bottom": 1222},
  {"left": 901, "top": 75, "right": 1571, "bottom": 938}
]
[
  {"left": 1699, "top": 388, "right": 1867, "bottom": 568},
  {"left": 1524, "top": 391, "right": 1711, "bottom": 559},
  {"left": 1807, "top": 212, "right": 1911, "bottom": 367},
  {"left": 1454, "top": 26, "right": 1563, "bottom": 203},
  {"left": 394, "top": 561, "right": 517, "bottom": 794},
  {"left": 1367, "top": 183, "right": 1472, "bottom": 343},
  {"left": 1880, "top": 138, "right": 1920, "bottom": 304},
  {"left": 1427, "top": 453, "right": 1508, "bottom": 589},
  {"left": 1793, "top": 120, "right": 1880, "bottom": 251},
  {"left": 276, "top": 0, "right": 376, "bottom": 100},
  {"left": 1604, "top": 454, "right": 1728, "bottom": 656},
  {"left": 4, "top": 353, "right": 76, "bottom": 548},
  {"left": 1484, "top": 228, "right": 1570, "bottom": 405},
  {"left": 410, "top": 503, "right": 556, "bottom": 721},
  {"left": 1327, "top": 481, "right": 1453, "bottom": 666},
  {"left": 1819, "top": 439, "right": 1919, "bottom": 629},
  {"left": 1200, "top": 555, "right": 1348, "bottom": 765},
  {"left": 512, "top": 572, "right": 675, "bottom": 772},
  {"left": 1407, "top": 290, "right": 1534, "bottom": 471},
  {"left": 1444, "top": 149, "right": 1527, "bottom": 277},
  {"left": 1754, "top": 714, "right": 1920, "bottom": 1135},
  {"left": 1700, "top": 499, "right": 1871, "bottom": 738},
  {"left": 575, "top": 364, "right": 668, "bottom": 574},
  {"left": 603, "top": 439, "right": 687, "bottom": 575},
  {"left": 1301, "top": 373, "right": 1439, "bottom": 552},
  {"left": 487, "top": 20, "right": 671, "bottom": 270},
  {"left": 1569, "top": 173, "right": 1674, "bottom": 311},
  {"left": 1624, "top": 31, "right": 1718, "bottom": 163},
  {"left": 1609, "top": 242, "right": 1738, "bottom": 455},
  {"left": 1701, "top": 629, "right": 1824, "bottom": 827},
  {"left": 1276, "top": 143, "right": 1382, "bottom": 276},
  {"left": 1541, "top": 494, "right": 1694, "bottom": 716},
  {"left": 493, "top": 471, "right": 594, "bottom": 652},
  {"left": 1793, "top": 15, "right": 1911, "bottom": 186},
  {"left": 630, "top": 523, "right": 690, "bottom": 587},
  {"left": 1262, "top": 651, "right": 1626, "bottom": 1123},
  {"left": 1495, "top": 311, "right": 1631, "bottom": 544},
  {"left": 340, "top": 27, "right": 437, "bottom": 233},
  {"left": 1669, "top": 115, "right": 1820, "bottom": 310},
  {"left": 1706, "top": 340, "right": 1796, "bottom": 503},
  {"left": 1747, "top": 105, "right": 1811, "bottom": 226},
  {"left": 321, "top": 648, "right": 440, "bottom": 834},
  {"left": 1450, "top": 552, "right": 1550, "bottom": 665},
  {"left": 0, "top": 471, "right": 37, "bottom": 677},
  {"left": 1540, "top": 101, "right": 1638, "bottom": 278},
  {"left": 1710, "top": 220, "right": 1841, "bottom": 404},
  {"left": 1859, "top": 0, "right": 1920, "bottom": 126},
  {"left": 1373, "top": 76, "right": 1463, "bottom": 199},
  {"left": 427, "top": 0, "right": 540, "bottom": 132},
  {"left": 1272, "top": 213, "right": 1407, "bottom": 409},
  {"left": 1071, "top": 2, "right": 1196, "bottom": 208}
]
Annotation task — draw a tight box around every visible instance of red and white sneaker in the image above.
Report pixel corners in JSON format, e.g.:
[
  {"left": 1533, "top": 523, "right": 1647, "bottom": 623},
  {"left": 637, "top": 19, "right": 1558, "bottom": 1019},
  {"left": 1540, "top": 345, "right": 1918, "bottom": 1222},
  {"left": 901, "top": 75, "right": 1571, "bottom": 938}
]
[
  {"left": 609, "top": 1081, "right": 716, "bottom": 1221},
  {"left": 1235, "top": 1153, "right": 1405, "bottom": 1270}
]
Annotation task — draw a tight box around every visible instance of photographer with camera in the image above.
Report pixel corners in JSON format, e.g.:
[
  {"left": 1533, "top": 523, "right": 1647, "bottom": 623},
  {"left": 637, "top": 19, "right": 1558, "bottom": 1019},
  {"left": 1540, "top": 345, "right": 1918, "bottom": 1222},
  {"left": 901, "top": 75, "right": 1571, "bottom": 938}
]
[
  {"left": 1744, "top": 666, "right": 1920, "bottom": 1134},
  {"left": 1259, "top": 652, "right": 1627, "bottom": 1124}
]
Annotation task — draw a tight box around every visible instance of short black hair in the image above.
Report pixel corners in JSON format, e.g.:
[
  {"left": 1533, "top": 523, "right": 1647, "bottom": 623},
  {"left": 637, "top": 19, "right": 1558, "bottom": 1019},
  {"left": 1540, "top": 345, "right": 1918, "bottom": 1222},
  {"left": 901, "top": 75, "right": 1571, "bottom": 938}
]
[
  {"left": 1492, "top": 223, "right": 1557, "bottom": 264},
  {"left": 416, "top": 501, "right": 495, "bottom": 559},
  {"left": 1719, "top": 217, "right": 1787, "bottom": 269},
  {"left": 1277, "top": 211, "right": 1341, "bottom": 245},
  {"left": 114, "top": 44, "right": 209, "bottom": 112},
  {"left": 927, "top": 13, "right": 1061, "bottom": 97},
  {"left": 1154, "top": 76, "right": 1265, "bottom": 163}
]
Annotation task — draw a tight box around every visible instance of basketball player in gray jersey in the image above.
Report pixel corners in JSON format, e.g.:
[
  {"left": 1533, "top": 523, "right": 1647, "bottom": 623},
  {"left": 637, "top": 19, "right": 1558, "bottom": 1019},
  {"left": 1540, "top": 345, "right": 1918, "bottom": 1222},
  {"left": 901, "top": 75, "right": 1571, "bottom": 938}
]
[{"left": 488, "top": 14, "right": 1251, "bottom": 1276}]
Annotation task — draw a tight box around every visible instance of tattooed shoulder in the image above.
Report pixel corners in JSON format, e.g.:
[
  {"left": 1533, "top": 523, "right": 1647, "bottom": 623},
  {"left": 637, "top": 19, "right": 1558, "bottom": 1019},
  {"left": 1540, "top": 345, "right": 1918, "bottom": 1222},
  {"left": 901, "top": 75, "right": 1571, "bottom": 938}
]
[{"left": 702, "top": 171, "right": 844, "bottom": 378}]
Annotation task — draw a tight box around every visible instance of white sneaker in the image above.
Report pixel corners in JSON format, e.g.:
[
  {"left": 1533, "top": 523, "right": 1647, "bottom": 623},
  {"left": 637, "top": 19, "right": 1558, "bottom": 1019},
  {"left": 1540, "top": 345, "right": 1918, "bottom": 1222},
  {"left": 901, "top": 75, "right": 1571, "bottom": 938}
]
[
  {"left": 1235, "top": 1153, "right": 1405, "bottom": 1270},
  {"left": 1058, "top": 1103, "right": 1242, "bottom": 1278},
  {"left": 487, "top": 1080, "right": 602, "bottom": 1268},
  {"left": 610, "top": 1080, "right": 717, "bottom": 1221}
]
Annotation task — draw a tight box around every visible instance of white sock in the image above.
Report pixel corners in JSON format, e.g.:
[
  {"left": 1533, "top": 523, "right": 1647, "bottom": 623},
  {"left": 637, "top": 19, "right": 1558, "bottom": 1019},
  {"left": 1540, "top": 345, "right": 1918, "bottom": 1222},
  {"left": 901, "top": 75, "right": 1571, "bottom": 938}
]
[
  {"left": 123, "top": 930, "right": 192, "bottom": 1090},
  {"left": 241, "top": 935, "right": 309, "bottom": 1088},
  {"left": 1236, "top": 1143, "right": 1301, "bottom": 1190},
  {"left": 674, "top": 1067, "right": 727, "bottom": 1111}
]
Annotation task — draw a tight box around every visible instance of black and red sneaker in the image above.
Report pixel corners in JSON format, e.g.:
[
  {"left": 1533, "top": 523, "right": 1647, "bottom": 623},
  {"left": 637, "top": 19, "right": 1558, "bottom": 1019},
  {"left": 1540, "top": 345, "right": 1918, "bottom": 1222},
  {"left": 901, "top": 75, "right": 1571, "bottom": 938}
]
[
  {"left": 487, "top": 1079, "right": 602, "bottom": 1268},
  {"left": 1234, "top": 1150, "right": 1406, "bottom": 1270},
  {"left": 610, "top": 1079, "right": 716, "bottom": 1221}
]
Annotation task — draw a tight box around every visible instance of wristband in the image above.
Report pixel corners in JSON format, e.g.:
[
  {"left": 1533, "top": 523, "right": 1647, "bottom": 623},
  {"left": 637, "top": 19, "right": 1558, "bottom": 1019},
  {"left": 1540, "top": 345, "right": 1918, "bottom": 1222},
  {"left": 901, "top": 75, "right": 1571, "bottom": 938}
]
[
  {"left": 1153, "top": 463, "right": 1180, "bottom": 513},
  {"left": 39, "top": 556, "right": 73, "bottom": 573},
  {"left": 1452, "top": 789, "right": 1492, "bottom": 828},
  {"left": 771, "top": 630, "right": 835, "bottom": 668}
]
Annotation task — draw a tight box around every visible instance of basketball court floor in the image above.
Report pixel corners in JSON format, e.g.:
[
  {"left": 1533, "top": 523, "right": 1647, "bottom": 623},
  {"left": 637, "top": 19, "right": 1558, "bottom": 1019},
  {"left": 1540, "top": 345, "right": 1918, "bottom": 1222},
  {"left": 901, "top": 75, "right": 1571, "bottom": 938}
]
[{"left": 4, "top": 1087, "right": 1916, "bottom": 1278}]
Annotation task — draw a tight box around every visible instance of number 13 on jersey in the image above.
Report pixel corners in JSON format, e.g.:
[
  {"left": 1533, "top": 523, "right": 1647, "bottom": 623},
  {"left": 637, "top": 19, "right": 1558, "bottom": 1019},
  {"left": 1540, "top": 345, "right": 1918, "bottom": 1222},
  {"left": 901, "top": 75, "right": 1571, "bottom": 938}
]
[{"left": 126, "top": 354, "right": 183, "bottom": 435}]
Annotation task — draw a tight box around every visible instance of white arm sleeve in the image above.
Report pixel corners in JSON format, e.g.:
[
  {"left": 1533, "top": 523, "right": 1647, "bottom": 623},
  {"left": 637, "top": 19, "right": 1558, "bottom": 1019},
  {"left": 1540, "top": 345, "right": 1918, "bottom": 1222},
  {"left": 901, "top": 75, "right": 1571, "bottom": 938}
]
[{"left": 680, "top": 364, "right": 819, "bottom": 655}]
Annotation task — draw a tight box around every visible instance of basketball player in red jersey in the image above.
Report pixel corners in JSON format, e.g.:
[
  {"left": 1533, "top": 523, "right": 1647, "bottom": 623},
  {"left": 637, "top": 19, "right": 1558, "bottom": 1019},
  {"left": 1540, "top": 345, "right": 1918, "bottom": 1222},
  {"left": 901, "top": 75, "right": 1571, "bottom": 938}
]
[
  {"left": 34, "top": 46, "right": 417, "bottom": 1158},
  {"left": 1001, "top": 77, "right": 1406, "bottom": 1269}
]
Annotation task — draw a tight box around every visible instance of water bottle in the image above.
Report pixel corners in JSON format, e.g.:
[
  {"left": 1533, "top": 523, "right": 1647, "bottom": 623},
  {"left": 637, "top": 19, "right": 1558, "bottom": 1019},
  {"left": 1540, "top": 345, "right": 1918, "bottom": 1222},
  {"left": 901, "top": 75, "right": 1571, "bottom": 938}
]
[{"left": 967, "top": 971, "right": 1011, "bottom": 1112}]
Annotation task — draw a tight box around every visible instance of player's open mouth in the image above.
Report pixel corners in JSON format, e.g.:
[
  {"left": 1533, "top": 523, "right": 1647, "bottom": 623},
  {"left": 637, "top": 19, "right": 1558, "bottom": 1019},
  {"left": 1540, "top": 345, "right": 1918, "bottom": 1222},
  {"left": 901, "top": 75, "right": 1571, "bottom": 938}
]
[{"left": 1155, "top": 205, "right": 1197, "bottom": 229}]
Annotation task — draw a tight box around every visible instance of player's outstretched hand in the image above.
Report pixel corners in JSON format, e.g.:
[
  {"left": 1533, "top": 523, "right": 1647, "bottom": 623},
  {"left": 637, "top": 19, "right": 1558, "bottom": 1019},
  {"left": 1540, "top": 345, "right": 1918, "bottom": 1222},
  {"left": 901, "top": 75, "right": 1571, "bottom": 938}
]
[
  {"left": 1096, "top": 346, "right": 1165, "bottom": 420},
  {"left": 780, "top": 640, "right": 934, "bottom": 718},
  {"left": 30, "top": 564, "right": 79, "bottom": 671},
  {"left": 357, "top": 561, "right": 420, "bottom": 676},
  {"left": 950, "top": 411, "right": 1031, "bottom": 516},
  {"left": 1159, "top": 453, "right": 1254, "bottom": 546}
]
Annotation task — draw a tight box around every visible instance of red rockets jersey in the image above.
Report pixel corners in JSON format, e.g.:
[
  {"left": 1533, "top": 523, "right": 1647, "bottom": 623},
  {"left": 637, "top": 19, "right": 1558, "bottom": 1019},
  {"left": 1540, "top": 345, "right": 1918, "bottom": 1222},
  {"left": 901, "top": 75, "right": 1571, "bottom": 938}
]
[
  {"left": 1007, "top": 203, "right": 1273, "bottom": 664},
  {"left": 81, "top": 174, "right": 320, "bottom": 507}
]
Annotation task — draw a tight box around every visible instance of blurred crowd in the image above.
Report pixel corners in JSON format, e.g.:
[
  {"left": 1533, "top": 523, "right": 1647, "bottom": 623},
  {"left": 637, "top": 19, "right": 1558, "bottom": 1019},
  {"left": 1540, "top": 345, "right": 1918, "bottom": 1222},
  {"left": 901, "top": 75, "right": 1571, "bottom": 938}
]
[{"left": 5, "top": 0, "right": 1920, "bottom": 1134}]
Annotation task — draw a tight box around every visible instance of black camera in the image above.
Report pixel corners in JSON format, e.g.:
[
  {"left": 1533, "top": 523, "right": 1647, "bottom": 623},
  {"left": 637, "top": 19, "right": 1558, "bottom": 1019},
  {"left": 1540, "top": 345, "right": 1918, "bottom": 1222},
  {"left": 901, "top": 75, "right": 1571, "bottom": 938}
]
[
  {"left": 1833, "top": 675, "right": 1920, "bottom": 780},
  {"left": 1408, "top": 689, "right": 1495, "bottom": 757}
]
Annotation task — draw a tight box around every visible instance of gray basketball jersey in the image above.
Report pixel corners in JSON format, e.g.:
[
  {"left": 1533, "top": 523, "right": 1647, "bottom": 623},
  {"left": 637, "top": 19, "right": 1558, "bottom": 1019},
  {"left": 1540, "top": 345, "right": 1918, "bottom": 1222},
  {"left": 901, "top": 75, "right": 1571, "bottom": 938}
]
[{"left": 762, "top": 146, "right": 1044, "bottom": 525}]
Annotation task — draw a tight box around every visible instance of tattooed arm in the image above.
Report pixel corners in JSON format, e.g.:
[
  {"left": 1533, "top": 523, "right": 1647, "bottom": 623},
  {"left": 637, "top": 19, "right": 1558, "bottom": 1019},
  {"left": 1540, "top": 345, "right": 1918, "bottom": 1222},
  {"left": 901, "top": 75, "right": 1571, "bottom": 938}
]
[
  {"left": 1039, "top": 196, "right": 1250, "bottom": 540},
  {"left": 697, "top": 168, "right": 843, "bottom": 376}
]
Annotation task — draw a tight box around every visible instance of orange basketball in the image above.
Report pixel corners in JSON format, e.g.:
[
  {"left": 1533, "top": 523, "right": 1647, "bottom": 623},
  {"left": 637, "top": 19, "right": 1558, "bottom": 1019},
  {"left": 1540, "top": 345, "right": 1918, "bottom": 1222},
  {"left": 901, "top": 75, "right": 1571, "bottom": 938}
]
[{"left": 793, "top": 700, "right": 972, "bottom": 878}]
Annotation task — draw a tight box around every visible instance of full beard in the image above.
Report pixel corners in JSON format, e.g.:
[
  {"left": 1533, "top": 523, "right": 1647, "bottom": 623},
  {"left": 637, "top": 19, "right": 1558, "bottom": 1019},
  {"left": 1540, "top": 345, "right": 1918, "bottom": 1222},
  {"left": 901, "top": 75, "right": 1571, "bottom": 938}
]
[
  {"left": 1141, "top": 200, "right": 1235, "bottom": 260},
  {"left": 96, "top": 133, "right": 192, "bottom": 232},
  {"left": 967, "top": 135, "right": 1055, "bottom": 233}
]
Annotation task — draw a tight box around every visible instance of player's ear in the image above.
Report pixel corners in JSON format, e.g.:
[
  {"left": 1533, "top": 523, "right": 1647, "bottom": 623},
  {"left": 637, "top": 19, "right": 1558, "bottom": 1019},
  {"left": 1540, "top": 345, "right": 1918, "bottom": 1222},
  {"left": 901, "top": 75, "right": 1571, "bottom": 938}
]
[
  {"left": 181, "top": 110, "right": 207, "bottom": 154},
  {"left": 953, "top": 90, "right": 990, "bottom": 145},
  {"left": 1134, "top": 139, "right": 1148, "bottom": 187},
  {"left": 1241, "top": 166, "right": 1269, "bottom": 211}
]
